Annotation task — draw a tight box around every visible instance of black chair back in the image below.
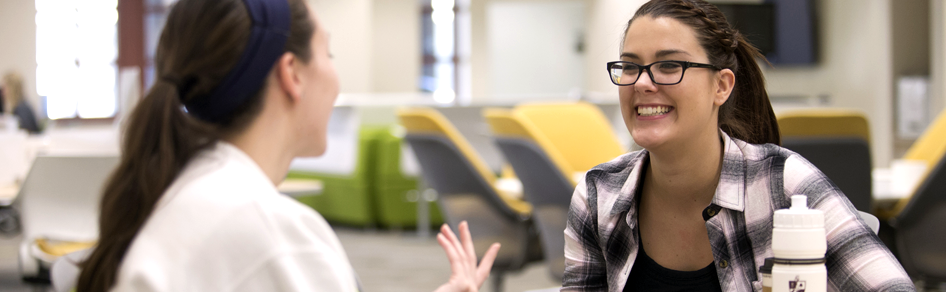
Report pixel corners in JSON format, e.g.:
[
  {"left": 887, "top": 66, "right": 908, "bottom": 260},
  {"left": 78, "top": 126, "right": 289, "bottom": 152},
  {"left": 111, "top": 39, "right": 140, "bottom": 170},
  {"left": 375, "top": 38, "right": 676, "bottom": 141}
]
[{"left": 782, "top": 137, "right": 872, "bottom": 212}]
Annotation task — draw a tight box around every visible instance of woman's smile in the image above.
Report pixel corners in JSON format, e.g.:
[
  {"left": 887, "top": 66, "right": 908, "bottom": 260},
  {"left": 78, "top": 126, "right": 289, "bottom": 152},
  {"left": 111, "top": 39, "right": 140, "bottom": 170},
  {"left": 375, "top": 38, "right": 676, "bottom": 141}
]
[{"left": 636, "top": 105, "right": 674, "bottom": 120}]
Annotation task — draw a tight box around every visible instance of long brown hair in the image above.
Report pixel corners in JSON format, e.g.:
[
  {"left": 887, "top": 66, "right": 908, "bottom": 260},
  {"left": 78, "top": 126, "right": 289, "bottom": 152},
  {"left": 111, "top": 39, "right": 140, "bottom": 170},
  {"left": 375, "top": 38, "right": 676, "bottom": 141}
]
[
  {"left": 627, "top": 0, "right": 781, "bottom": 145},
  {"left": 77, "top": 0, "right": 314, "bottom": 290}
]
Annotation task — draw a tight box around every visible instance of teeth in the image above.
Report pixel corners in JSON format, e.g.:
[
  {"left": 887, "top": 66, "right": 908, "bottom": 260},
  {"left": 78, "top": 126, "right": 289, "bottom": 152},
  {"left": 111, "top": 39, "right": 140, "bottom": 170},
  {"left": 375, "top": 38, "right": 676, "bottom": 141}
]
[{"left": 637, "top": 106, "right": 670, "bottom": 116}]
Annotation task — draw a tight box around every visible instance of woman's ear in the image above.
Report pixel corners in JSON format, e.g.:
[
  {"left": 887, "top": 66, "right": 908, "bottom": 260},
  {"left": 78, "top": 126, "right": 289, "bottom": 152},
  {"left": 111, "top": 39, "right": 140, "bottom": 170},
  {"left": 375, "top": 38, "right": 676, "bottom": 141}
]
[
  {"left": 276, "top": 53, "right": 303, "bottom": 103},
  {"left": 714, "top": 68, "right": 735, "bottom": 106}
]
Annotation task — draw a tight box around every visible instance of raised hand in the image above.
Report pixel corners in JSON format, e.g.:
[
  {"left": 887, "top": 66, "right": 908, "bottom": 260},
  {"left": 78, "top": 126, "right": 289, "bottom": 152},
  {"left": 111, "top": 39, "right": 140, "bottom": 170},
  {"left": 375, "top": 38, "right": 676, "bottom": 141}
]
[{"left": 434, "top": 221, "right": 501, "bottom": 292}]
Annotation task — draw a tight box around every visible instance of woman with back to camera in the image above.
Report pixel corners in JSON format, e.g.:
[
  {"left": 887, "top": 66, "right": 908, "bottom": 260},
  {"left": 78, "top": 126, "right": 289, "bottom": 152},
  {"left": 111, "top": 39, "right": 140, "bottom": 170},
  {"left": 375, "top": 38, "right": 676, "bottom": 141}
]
[
  {"left": 76, "top": 0, "right": 500, "bottom": 291},
  {"left": 2, "top": 72, "right": 41, "bottom": 133},
  {"left": 562, "top": 0, "right": 914, "bottom": 291}
]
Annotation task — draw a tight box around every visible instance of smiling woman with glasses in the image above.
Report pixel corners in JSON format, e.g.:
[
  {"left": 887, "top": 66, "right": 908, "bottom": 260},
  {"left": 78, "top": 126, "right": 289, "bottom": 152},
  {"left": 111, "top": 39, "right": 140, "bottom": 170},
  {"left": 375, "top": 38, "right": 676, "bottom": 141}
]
[{"left": 561, "top": 0, "right": 915, "bottom": 291}]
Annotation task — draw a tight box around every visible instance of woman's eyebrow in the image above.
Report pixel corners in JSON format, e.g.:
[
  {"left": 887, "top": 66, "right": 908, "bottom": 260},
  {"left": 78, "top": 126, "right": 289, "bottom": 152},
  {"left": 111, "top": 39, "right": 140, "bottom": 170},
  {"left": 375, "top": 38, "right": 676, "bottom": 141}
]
[
  {"left": 620, "top": 49, "right": 691, "bottom": 60},
  {"left": 620, "top": 52, "right": 639, "bottom": 59},
  {"left": 655, "top": 49, "right": 690, "bottom": 58}
]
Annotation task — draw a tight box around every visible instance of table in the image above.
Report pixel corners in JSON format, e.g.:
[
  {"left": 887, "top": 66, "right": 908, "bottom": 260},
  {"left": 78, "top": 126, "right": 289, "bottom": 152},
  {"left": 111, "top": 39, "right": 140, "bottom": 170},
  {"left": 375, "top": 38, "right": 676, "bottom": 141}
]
[
  {"left": 872, "top": 168, "right": 912, "bottom": 210},
  {"left": 0, "top": 184, "right": 18, "bottom": 206},
  {"left": 277, "top": 179, "right": 324, "bottom": 198}
]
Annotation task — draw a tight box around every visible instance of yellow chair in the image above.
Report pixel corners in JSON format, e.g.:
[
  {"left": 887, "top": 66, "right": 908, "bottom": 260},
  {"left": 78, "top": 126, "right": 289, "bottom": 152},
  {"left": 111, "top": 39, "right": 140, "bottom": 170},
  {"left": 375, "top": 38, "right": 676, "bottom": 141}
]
[
  {"left": 901, "top": 107, "right": 946, "bottom": 172},
  {"left": 484, "top": 103, "right": 628, "bottom": 282},
  {"left": 397, "top": 107, "right": 541, "bottom": 292},
  {"left": 777, "top": 109, "right": 873, "bottom": 212},
  {"left": 513, "top": 102, "right": 625, "bottom": 176},
  {"left": 878, "top": 109, "right": 946, "bottom": 219},
  {"left": 879, "top": 109, "right": 946, "bottom": 285}
]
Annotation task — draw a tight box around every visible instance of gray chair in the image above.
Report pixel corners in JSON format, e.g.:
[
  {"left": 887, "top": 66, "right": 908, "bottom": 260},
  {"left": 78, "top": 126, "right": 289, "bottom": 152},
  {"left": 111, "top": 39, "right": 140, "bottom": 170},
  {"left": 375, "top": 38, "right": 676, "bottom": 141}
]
[
  {"left": 13, "top": 155, "right": 120, "bottom": 284},
  {"left": 435, "top": 106, "right": 511, "bottom": 174},
  {"left": 491, "top": 136, "right": 570, "bottom": 282},
  {"left": 397, "top": 108, "right": 542, "bottom": 292},
  {"left": 781, "top": 137, "right": 872, "bottom": 212},
  {"left": 888, "top": 152, "right": 946, "bottom": 286},
  {"left": 483, "top": 107, "right": 622, "bottom": 282}
]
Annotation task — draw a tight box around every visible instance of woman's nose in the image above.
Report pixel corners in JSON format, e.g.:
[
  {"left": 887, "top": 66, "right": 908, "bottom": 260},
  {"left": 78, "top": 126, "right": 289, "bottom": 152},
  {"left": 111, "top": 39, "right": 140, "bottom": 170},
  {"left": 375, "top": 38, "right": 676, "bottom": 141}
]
[{"left": 634, "top": 70, "right": 658, "bottom": 93}]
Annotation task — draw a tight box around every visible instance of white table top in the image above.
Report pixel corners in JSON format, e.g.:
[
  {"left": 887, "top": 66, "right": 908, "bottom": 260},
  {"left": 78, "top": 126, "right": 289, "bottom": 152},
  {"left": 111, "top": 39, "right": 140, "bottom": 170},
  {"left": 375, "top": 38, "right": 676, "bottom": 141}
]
[
  {"left": 0, "top": 184, "right": 18, "bottom": 206},
  {"left": 277, "top": 179, "right": 324, "bottom": 198},
  {"left": 871, "top": 167, "right": 914, "bottom": 209}
]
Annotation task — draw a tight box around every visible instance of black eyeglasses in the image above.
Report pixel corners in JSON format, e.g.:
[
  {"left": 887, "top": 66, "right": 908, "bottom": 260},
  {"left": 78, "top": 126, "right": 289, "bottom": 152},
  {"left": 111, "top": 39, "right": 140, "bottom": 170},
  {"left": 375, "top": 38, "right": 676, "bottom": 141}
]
[{"left": 607, "top": 60, "right": 722, "bottom": 86}]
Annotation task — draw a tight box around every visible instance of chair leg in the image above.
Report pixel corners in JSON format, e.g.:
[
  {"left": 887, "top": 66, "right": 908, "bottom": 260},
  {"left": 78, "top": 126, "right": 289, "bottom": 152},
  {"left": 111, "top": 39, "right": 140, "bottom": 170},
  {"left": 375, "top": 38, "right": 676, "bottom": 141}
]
[
  {"left": 926, "top": 281, "right": 946, "bottom": 292},
  {"left": 914, "top": 279, "right": 946, "bottom": 292},
  {"left": 490, "top": 270, "right": 505, "bottom": 292}
]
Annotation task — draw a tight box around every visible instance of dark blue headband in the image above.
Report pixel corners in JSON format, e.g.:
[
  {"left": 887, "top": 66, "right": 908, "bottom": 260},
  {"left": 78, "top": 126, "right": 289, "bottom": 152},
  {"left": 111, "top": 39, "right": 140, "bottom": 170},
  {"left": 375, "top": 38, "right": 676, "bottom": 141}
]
[{"left": 182, "top": 0, "right": 291, "bottom": 123}]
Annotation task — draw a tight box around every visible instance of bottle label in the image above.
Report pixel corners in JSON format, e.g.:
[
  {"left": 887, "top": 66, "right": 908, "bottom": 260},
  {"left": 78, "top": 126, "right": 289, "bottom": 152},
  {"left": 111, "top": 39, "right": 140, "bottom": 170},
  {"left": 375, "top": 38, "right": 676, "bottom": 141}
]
[
  {"left": 789, "top": 276, "right": 806, "bottom": 291},
  {"left": 772, "top": 265, "right": 826, "bottom": 292}
]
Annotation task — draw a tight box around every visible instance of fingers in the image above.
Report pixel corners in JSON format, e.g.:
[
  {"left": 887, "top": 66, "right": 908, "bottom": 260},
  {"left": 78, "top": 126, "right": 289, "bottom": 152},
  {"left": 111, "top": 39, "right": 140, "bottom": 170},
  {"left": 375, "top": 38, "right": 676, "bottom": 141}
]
[
  {"left": 475, "top": 243, "right": 501, "bottom": 284},
  {"left": 440, "top": 223, "right": 467, "bottom": 267},
  {"left": 438, "top": 225, "right": 460, "bottom": 261},
  {"left": 437, "top": 230, "right": 467, "bottom": 275},
  {"left": 458, "top": 221, "right": 477, "bottom": 267},
  {"left": 437, "top": 230, "right": 458, "bottom": 260},
  {"left": 437, "top": 221, "right": 503, "bottom": 291}
]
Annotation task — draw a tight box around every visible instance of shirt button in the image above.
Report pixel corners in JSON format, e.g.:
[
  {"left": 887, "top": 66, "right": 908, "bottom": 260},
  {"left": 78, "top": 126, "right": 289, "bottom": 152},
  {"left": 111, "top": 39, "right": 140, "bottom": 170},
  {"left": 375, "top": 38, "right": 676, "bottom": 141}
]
[
  {"left": 718, "top": 260, "right": 728, "bottom": 268},
  {"left": 707, "top": 209, "right": 717, "bottom": 217}
]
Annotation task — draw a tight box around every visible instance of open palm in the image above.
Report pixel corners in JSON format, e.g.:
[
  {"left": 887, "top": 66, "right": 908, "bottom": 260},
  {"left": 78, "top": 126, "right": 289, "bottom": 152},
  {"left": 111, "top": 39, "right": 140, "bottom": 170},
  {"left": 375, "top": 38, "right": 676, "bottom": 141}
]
[{"left": 434, "top": 221, "right": 502, "bottom": 292}]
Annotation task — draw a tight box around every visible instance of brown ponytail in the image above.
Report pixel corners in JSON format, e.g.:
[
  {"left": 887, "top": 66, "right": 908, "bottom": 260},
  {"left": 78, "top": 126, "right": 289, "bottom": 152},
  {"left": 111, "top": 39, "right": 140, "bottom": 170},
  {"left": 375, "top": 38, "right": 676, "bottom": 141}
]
[
  {"left": 628, "top": 0, "right": 781, "bottom": 145},
  {"left": 77, "top": 79, "right": 217, "bottom": 291},
  {"left": 77, "top": 0, "right": 314, "bottom": 291}
]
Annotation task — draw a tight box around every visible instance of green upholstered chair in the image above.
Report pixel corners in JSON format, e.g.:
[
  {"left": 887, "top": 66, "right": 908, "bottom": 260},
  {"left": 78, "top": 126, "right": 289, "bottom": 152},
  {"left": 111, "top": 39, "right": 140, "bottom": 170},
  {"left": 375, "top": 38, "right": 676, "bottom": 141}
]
[{"left": 372, "top": 126, "right": 443, "bottom": 228}]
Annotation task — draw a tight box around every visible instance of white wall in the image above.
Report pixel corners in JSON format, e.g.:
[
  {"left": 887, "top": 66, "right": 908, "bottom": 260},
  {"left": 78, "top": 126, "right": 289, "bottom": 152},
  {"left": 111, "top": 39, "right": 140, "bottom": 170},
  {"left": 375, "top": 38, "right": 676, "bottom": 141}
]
[
  {"left": 309, "top": 0, "right": 373, "bottom": 93},
  {"left": 308, "top": 0, "right": 420, "bottom": 94},
  {"left": 370, "top": 0, "right": 420, "bottom": 92},
  {"left": 486, "top": 0, "right": 585, "bottom": 99},
  {"left": 582, "top": 0, "right": 646, "bottom": 96},
  {"left": 931, "top": 0, "right": 946, "bottom": 130},
  {"left": 470, "top": 0, "right": 645, "bottom": 102},
  {"left": 763, "top": 0, "right": 894, "bottom": 167},
  {"left": 470, "top": 0, "right": 489, "bottom": 100},
  {"left": 0, "top": 0, "right": 38, "bottom": 112}
]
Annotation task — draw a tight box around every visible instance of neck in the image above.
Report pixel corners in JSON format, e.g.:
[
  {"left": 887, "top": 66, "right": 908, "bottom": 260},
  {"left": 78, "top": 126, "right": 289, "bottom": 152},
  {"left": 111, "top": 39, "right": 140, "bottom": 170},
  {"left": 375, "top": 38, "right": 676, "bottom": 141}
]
[
  {"left": 644, "top": 128, "right": 723, "bottom": 209},
  {"left": 225, "top": 108, "right": 295, "bottom": 186}
]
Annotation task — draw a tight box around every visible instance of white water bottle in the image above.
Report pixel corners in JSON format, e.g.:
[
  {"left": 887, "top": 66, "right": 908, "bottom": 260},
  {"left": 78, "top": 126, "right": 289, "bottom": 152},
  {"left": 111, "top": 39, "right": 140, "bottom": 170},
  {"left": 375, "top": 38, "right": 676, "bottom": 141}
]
[{"left": 772, "top": 195, "right": 826, "bottom": 292}]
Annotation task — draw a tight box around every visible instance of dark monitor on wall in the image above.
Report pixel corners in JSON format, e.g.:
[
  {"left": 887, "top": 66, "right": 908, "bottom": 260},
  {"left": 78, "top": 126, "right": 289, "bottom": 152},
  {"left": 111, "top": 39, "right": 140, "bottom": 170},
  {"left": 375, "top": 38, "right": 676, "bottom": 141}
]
[
  {"left": 715, "top": 0, "right": 819, "bottom": 65},
  {"left": 716, "top": 4, "right": 776, "bottom": 57}
]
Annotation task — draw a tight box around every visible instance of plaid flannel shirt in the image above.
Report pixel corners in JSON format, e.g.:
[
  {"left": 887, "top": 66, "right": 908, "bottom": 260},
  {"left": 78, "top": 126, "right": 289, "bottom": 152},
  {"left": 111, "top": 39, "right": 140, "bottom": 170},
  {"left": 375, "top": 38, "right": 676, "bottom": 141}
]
[{"left": 562, "top": 131, "right": 915, "bottom": 292}]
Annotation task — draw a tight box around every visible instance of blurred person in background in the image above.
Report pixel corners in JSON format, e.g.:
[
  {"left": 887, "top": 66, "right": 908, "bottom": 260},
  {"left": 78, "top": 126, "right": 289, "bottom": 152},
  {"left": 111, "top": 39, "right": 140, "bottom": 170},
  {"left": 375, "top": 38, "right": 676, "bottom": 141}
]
[
  {"left": 76, "top": 0, "right": 499, "bottom": 291},
  {"left": 562, "top": 0, "right": 914, "bottom": 291},
  {"left": 2, "top": 71, "right": 40, "bottom": 133}
]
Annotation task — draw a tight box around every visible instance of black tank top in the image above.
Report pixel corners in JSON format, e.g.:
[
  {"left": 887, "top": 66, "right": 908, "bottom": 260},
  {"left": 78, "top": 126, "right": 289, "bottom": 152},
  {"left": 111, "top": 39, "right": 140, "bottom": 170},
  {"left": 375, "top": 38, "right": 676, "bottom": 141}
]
[{"left": 623, "top": 241, "right": 722, "bottom": 292}]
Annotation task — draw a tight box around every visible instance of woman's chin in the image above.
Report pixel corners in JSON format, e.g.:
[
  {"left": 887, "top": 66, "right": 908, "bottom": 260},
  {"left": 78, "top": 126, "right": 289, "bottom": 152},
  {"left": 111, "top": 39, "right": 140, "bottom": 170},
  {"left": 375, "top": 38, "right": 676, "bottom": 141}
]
[
  {"left": 630, "top": 129, "right": 669, "bottom": 150},
  {"left": 633, "top": 139, "right": 665, "bottom": 151}
]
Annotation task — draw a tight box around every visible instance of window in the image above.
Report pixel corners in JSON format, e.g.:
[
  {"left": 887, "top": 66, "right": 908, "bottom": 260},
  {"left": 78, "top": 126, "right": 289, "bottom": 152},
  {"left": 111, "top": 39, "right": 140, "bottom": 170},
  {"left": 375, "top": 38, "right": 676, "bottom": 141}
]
[
  {"left": 421, "top": 0, "right": 457, "bottom": 104},
  {"left": 35, "top": 0, "right": 119, "bottom": 119},
  {"left": 144, "top": 0, "right": 178, "bottom": 91}
]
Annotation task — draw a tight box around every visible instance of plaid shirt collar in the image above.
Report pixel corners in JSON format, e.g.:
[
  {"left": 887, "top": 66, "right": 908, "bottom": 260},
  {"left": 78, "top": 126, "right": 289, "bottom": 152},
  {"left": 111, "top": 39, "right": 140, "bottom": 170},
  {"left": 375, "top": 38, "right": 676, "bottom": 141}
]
[{"left": 618, "top": 130, "right": 747, "bottom": 230}]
